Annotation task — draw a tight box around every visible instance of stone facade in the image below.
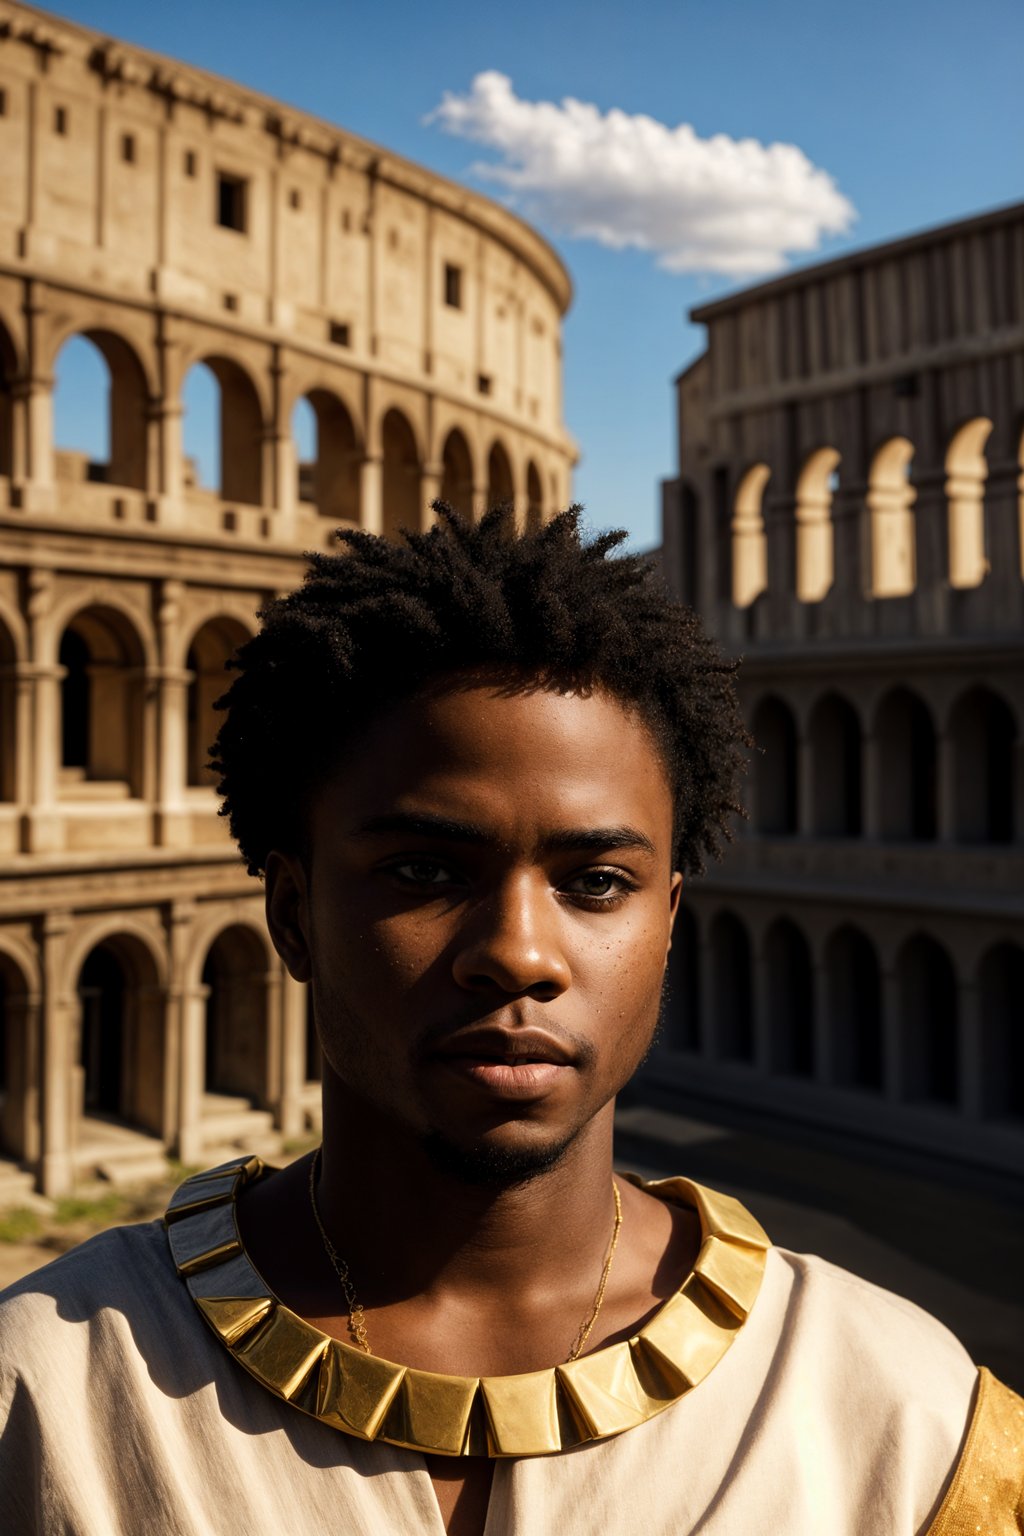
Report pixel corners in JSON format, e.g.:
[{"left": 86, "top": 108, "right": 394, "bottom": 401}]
[
  {"left": 651, "top": 202, "right": 1024, "bottom": 1175},
  {"left": 0, "top": 2, "right": 575, "bottom": 1197}
]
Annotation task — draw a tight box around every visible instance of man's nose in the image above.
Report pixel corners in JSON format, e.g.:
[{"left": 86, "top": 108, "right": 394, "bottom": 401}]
[{"left": 451, "top": 876, "right": 571, "bottom": 999}]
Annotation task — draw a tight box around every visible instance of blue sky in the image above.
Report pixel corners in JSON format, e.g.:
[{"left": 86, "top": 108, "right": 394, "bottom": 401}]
[{"left": 50, "top": 0, "right": 1024, "bottom": 549}]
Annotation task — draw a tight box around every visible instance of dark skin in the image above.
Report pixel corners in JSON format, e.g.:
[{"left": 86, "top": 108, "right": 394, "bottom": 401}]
[{"left": 239, "top": 680, "right": 700, "bottom": 1536}]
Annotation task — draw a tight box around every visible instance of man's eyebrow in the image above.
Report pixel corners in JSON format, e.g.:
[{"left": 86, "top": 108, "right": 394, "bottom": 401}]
[{"left": 352, "top": 811, "right": 656, "bottom": 857}]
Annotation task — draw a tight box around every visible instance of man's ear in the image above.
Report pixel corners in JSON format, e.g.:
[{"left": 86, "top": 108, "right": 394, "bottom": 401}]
[
  {"left": 265, "top": 851, "right": 313, "bottom": 983},
  {"left": 665, "top": 871, "right": 684, "bottom": 959}
]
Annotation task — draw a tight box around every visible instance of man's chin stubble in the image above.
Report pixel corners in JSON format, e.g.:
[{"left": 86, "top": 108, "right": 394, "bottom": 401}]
[{"left": 420, "top": 1126, "right": 582, "bottom": 1188}]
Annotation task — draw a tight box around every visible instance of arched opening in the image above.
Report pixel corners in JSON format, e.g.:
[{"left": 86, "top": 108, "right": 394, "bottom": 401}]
[
  {"left": 949, "top": 687, "right": 1016, "bottom": 844},
  {"left": 202, "top": 926, "right": 270, "bottom": 1108},
  {"left": 732, "top": 464, "right": 769, "bottom": 608},
  {"left": 764, "top": 919, "right": 814, "bottom": 1076},
  {"left": 0, "top": 616, "right": 17, "bottom": 801},
  {"left": 752, "top": 696, "right": 798, "bottom": 834},
  {"left": 440, "top": 428, "right": 474, "bottom": 518},
  {"left": 305, "top": 987, "right": 322, "bottom": 1083},
  {"left": 293, "top": 390, "right": 360, "bottom": 523},
  {"left": 381, "top": 408, "right": 421, "bottom": 540},
  {"left": 76, "top": 935, "right": 165, "bottom": 1135},
  {"left": 526, "top": 461, "right": 544, "bottom": 532},
  {"left": 896, "top": 935, "right": 958, "bottom": 1105},
  {"left": 0, "top": 320, "right": 17, "bottom": 481},
  {"left": 58, "top": 605, "right": 146, "bottom": 796},
  {"left": 796, "top": 447, "right": 840, "bottom": 602},
  {"left": 825, "top": 926, "right": 882, "bottom": 1090},
  {"left": 186, "top": 616, "right": 251, "bottom": 787},
  {"left": 53, "top": 331, "right": 148, "bottom": 491},
  {"left": 0, "top": 952, "right": 35, "bottom": 1162},
  {"left": 867, "top": 437, "right": 916, "bottom": 597},
  {"left": 945, "top": 417, "right": 992, "bottom": 589},
  {"left": 486, "top": 440, "right": 514, "bottom": 512},
  {"left": 809, "top": 693, "right": 861, "bottom": 836},
  {"left": 709, "top": 912, "right": 753, "bottom": 1061},
  {"left": 875, "top": 688, "right": 937, "bottom": 841},
  {"left": 182, "top": 357, "right": 263, "bottom": 505},
  {"left": 977, "top": 942, "right": 1024, "bottom": 1120},
  {"left": 666, "top": 904, "right": 700, "bottom": 1051}
]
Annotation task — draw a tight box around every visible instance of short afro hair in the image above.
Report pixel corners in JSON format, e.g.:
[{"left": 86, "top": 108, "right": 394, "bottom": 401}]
[{"left": 211, "top": 505, "right": 747, "bottom": 878}]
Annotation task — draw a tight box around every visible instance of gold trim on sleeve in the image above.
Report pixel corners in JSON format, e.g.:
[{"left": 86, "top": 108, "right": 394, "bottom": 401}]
[
  {"left": 164, "top": 1154, "right": 770, "bottom": 1459},
  {"left": 925, "top": 1367, "right": 1024, "bottom": 1536}
]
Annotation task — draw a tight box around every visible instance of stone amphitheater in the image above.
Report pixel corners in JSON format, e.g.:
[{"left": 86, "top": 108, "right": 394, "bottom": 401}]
[{"left": 0, "top": 1, "right": 575, "bottom": 1197}]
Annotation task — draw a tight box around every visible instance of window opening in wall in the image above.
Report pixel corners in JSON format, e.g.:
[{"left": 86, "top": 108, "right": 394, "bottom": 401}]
[
  {"left": 731, "top": 464, "right": 770, "bottom": 608},
  {"left": 444, "top": 263, "right": 463, "bottom": 309},
  {"left": 59, "top": 628, "right": 90, "bottom": 770},
  {"left": 184, "top": 149, "right": 197, "bottom": 178},
  {"left": 945, "top": 417, "right": 992, "bottom": 589},
  {"left": 328, "top": 320, "right": 350, "bottom": 348},
  {"left": 120, "top": 133, "right": 136, "bottom": 164},
  {"left": 826, "top": 927, "right": 882, "bottom": 1091},
  {"left": 765, "top": 921, "right": 814, "bottom": 1077},
  {"left": 950, "top": 687, "right": 1016, "bottom": 843},
  {"left": 216, "top": 171, "right": 248, "bottom": 233},
  {"left": 202, "top": 927, "right": 270, "bottom": 1106},
  {"left": 752, "top": 697, "right": 798, "bottom": 835},
  {"left": 79, "top": 945, "right": 125, "bottom": 1117},
  {"left": 387, "top": 228, "right": 400, "bottom": 251},
  {"left": 0, "top": 89, "right": 8, "bottom": 117},
  {"left": 710, "top": 913, "right": 754, "bottom": 1062},
  {"left": 291, "top": 389, "right": 360, "bottom": 522},
  {"left": 54, "top": 105, "right": 67, "bottom": 136},
  {"left": 223, "top": 293, "right": 238, "bottom": 313},
  {"left": 898, "top": 936, "right": 958, "bottom": 1106},
  {"left": 477, "top": 374, "right": 492, "bottom": 397},
  {"left": 666, "top": 906, "right": 700, "bottom": 1052},
  {"left": 795, "top": 447, "right": 839, "bottom": 602},
  {"left": 340, "top": 208, "right": 351, "bottom": 232},
  {"left": 978, "top": 943, "right": 1024, "bottom": 1120},
  {"left": 441, "top": 428, "right": 474, "bottom": 520},
  {"left": 289, "top": 188, "right": 301, "bottom": 210}
]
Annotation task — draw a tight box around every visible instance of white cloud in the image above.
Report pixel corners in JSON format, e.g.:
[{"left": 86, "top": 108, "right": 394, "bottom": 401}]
[{"left": 428, "top": 73, "right": 855, "bottom": 277}]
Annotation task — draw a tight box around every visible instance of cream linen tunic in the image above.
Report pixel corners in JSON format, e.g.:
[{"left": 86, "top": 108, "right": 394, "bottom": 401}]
[{"left": 0, "top": 1217, "right": 975, "bottom": 1535}]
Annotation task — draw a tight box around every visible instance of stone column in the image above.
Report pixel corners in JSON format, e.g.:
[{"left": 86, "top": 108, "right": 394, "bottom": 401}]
[
  {"left": 10, "top": 662, "right": 34, "bottom": 808},
  {"left": 153, "top": 581, "right": 191, "bottom": 846},
  {"left": 797, "top": 731, "right": 814, "bottom": 837},
  {"left": 176, "top": 983, "right": 208, "bottom": 1168},
  {"left": 937, "top": 730, "right": 956, "bottom": 843},
  {"left": 911, "top": 469, "right": 949, "bottom": 636},
  {"left": 752, "top": 943, "right": 772, "bottom": 1074},
  {"left": 359, "top": 455, "right": 383, "bottom": 535},
  {"left": 862, "top": 732, "right": 881, "bottom": 840},
  {"left": 38, "top": 912, "right": 74, "bottom": 1197}
]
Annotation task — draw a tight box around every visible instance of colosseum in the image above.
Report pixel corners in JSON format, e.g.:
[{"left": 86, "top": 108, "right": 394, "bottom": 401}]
[
  {"left": 649, "top": 201, "right": 1024, "bottom": 1177},
  {"left": 0, "top": 1, "right": 575, "bottom": 1197}
]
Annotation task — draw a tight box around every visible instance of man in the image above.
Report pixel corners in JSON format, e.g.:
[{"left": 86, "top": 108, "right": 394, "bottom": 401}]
[{"left": 1, "top": 507, "right": 1020, "bottom": 1535}]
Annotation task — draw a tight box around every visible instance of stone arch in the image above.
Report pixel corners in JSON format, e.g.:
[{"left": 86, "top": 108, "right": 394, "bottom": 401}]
[
  {"left": 977, "top": 941, "right": 1024, "bottom": 1120},
  {"left": 867, "top": 436, "right": 916, "bottom": 597},
  {"left": 948, "top": 685, "right": 1017, "bottom": 844},
  {"left": 293, "top": 388, "right": 360, "bottom": 523},
  {"left": 526, "top": 460, "right": 544, "bottom": 532},
  {"left": 825, "top": 925, "right": 882, "bottom": 1090},
  {"left": 0, "top": 315, "right": 19, "bottom": 481},
  {"left": 201, "top": 922, "right": 274, "bottom": 1108},
  {"left": 945, "top": 417, "right": 992, "bottom": 589},
  {"left": 440, "top": 426, "right": 475, "bottom": 518},
  {"left": 185, "top": 615, "right": 253, "bottom": 787},
  {"left": 73, "top": 928, "right": 167, "bottom": 1136},
  {"left": 795, "top": 447, "right": 840, "bottom": 602},
  {"left": 486, "top": 439, "right": 515, "bottom": 512},
  {"left": 381, "top": 407, "right": 421, "bottom": 541},
  {"left": 0, "top": 944, "right": 39, "bottom": 1163},
  {"left": 57, "top": 602, "right": 149, "bottom": 796},
  {"left": 52, "top": 329, "right": 149, "bottom": 491},
  {"left": 182, "top": 355, "right": 264, "bottom": 505},
  {"left": 764, "top": 918, "right": 814, "bottom": 1076},
  {"left": 709, "top": 910, "right": 753, "bottom": 1061},
  {"left": 731, "top": 463, "right": 769, "bottom": 608},
  {"left": 896, "top": 934, "right": 958, "bottom": 1105},
  {"left": 808, "top": 692, "right": 862, "bottom": 836},
  {"left": 666, "top": 903, "right": 699, "bottom": 1051},
  {"left": 875, "top": 687, "right": 937, "bottom": 840},
  {"left": 752, "top": 695, "right": 798, "bottom": 834}
]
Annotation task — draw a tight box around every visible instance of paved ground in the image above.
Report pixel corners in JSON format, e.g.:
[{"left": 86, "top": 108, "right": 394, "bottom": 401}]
[{"left": 614, "top": 1100, "right": 1024, "bottom": 1392}]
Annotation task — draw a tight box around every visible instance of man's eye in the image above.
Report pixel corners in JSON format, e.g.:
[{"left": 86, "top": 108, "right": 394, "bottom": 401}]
[
  {"left": 564, "top": 869, "right": 635, "bottom": 902},
  {"left": 392, "top": 859, "right": 454, "bottom": 887}
]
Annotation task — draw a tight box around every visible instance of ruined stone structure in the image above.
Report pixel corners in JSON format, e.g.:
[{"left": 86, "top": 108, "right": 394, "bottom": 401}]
[
  {"left": 0, "top": 1, "right": 575, "bottom": 1197},
  {"left": 652, "top": 201, "right": 1024, "bottom": 1175}
]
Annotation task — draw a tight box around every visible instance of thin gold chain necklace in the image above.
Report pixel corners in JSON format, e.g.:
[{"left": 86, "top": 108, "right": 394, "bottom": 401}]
[{"left": 307, "top": 1146, "right": 623, "bottom": 1364}]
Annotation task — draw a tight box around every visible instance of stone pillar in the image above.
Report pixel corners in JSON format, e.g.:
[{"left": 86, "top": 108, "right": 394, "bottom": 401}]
[
  {"left": 911, "top": 469, "right": 949, "bottom": 636},
  {"left": 862, "top": 732, "right": 881, "bottom": 840},
  {"left": 359, "top": 455, "right": 383, "bottom": 535},
  {"left": 9, "top": 373, "right": 56, "bottom": 513},
  {"left": 278, "top": 970, "right": 307, "bottom": 1140},
  {"left": 10, "top": 662, "right": 34, "bottom": 807},
  {"left": 38, "top": 912, "right": 74, "bottom": 1197},
  {"left": 154, "top": 580, "right": 190, "bottom": 846},
  {"left": 176, "top": 983, "right": 208, "bottom": 1168},
  {"left": 937, "top": 731, "right": 956, "bottom": 843},
  {"left": 149, "top": 398, "right": 184, "bottom": 522},
  {"left": 957, "top": 978, "right": 982, "bottom": 1121},
  {"left": 420, "top": 461, "right": 443, "bottom": 531},
  {"left": 797, "top": 732, "right": 814, "bottom": 837},
  {"left": 752, "top": 944, "right": 771, "bottom": 1074}
]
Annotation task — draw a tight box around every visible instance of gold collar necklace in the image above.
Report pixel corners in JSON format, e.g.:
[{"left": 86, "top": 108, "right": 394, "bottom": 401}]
[
  {"left": 306, "top": 1144, "right": 623, "bottom": 1364},
  {"left": 166, "top": 1154, "right": 770, "bottom": 1459}
]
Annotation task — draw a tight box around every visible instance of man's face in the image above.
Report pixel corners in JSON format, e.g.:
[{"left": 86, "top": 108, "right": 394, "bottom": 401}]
[{"left": 269, "top": 681, "right": 681, "bottom": 1180}]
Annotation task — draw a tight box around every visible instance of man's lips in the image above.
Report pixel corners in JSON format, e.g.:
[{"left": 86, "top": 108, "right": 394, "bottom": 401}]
[{"left": 426, "top": 1028, "right": 576, "bottom": 1099}]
